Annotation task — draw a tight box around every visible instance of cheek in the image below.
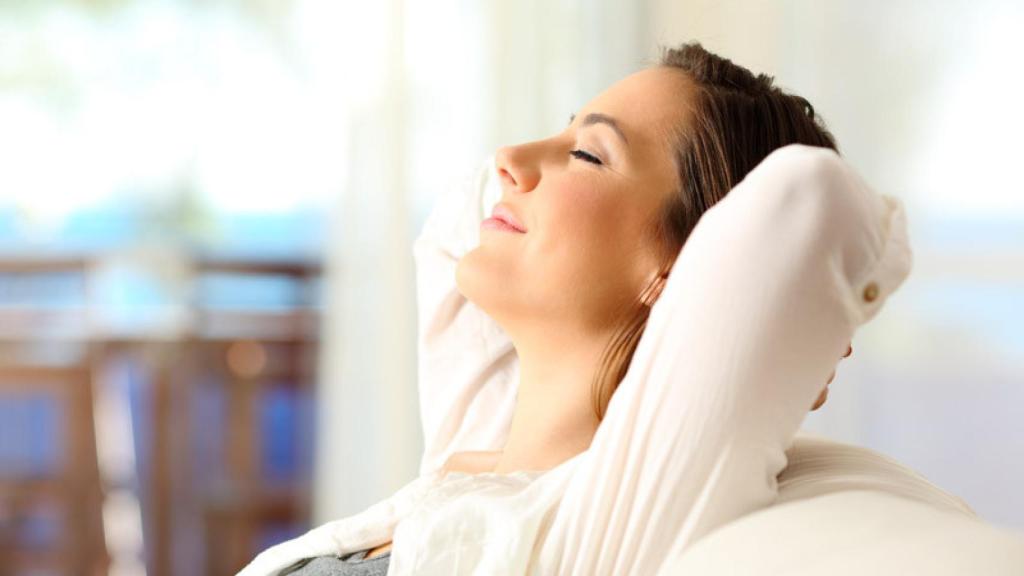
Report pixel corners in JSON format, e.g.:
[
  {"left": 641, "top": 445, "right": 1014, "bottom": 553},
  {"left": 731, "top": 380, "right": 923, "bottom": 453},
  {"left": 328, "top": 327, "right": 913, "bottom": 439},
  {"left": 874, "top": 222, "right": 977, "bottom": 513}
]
[
  {"left": 533, "top": 178, "right": 647, "bottom": 281},
  {"left": 540, "top": 178, "right": 615, "bottom": 244}
]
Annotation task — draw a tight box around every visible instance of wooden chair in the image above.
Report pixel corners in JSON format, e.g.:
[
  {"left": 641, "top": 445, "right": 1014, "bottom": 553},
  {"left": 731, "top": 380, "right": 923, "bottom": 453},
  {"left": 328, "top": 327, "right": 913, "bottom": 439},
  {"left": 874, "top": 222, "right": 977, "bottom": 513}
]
[{"left": 0, "top": 257, "right": 107, "bottom": 575}]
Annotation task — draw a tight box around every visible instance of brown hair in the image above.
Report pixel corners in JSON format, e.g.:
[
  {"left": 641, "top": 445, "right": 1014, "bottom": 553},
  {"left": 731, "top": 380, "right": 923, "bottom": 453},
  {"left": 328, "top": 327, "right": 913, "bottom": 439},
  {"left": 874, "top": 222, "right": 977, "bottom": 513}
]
[{"left": 590, "top": 41, "right": 840, "bottom": 421}]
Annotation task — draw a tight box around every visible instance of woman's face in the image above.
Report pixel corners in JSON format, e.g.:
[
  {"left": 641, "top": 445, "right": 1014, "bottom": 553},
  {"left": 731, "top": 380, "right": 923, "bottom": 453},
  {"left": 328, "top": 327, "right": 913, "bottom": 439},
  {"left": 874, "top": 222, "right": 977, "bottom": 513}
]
[{"left": 456, "top": 66, "right": 695, "bottom": 339}]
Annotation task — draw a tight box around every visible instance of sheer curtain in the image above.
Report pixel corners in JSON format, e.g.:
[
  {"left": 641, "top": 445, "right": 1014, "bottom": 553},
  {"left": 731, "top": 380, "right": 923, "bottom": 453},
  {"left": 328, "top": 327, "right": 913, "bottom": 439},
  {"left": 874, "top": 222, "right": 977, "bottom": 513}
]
[
  {"left": 317, "top": 0, "right": 1024, "bottom": 534},
  {"left": 314, "top": 0, "right": 651, "bottom": 523},
  {"left": 647, "top": 0, "right": 1024, "bottom": 530}
]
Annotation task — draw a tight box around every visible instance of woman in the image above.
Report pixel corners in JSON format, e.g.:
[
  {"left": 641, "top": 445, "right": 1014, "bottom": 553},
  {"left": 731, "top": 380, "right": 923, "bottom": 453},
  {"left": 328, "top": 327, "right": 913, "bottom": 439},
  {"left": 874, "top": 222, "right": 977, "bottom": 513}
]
[{"left": 239, "top": 41, "right": 909, "bottom": 575}]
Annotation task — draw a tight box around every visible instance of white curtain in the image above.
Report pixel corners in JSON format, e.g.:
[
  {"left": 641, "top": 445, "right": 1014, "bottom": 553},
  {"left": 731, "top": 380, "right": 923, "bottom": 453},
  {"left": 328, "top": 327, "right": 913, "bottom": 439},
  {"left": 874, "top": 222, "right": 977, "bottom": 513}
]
[
  {"left": 319, "top": 0, "right": 1024, "bottom": 533},
  {"left": 647, "top": 0, "right": 1024, "bottom": 530},
  {"left": 314, "top": 0, "right": 652, "bottom": 522}
]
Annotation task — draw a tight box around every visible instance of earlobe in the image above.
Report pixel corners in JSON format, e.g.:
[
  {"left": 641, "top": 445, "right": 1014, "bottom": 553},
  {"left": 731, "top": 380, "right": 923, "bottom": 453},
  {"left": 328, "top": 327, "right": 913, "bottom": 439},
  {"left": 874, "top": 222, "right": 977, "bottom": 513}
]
[{"left": 641, "top": 272, "right": 670, "bottom": 307}]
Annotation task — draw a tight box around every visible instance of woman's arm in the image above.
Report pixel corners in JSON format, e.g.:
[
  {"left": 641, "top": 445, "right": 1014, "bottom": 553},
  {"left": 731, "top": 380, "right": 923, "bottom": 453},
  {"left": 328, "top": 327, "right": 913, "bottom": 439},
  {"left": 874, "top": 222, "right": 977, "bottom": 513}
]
[
  {"left": 411, "top": 157, "right": 518, "bottom": 477},
  {"left": 536, "top": 144, "right": 913, "bottom": 575}
]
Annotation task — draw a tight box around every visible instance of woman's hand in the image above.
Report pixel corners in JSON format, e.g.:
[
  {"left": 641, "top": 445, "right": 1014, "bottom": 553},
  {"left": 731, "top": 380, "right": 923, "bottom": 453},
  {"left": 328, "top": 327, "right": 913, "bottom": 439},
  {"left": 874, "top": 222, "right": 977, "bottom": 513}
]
[{"left": 810, "top": 341, "right": 853, "bottom": 411}]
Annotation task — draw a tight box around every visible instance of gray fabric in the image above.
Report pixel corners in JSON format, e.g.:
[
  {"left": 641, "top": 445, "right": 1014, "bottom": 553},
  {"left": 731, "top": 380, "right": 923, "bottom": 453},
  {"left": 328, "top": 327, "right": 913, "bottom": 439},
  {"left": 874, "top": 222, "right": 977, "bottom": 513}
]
[{"left": 278, "top": 548, "right": 391, "bottom": 576}]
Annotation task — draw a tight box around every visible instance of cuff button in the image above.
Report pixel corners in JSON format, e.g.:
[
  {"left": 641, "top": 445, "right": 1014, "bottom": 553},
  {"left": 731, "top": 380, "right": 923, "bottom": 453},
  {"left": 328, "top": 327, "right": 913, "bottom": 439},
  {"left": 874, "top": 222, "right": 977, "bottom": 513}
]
[{"left": 862, "top": 281, "right": 879, "bottom": 302}]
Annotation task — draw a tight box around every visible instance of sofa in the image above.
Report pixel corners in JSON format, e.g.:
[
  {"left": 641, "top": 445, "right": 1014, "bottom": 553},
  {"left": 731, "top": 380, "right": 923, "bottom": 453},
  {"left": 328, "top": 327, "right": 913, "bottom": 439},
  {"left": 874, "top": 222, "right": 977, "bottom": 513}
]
[{"left": 662, "top": 429, "right": 1024, "bottom": 574}]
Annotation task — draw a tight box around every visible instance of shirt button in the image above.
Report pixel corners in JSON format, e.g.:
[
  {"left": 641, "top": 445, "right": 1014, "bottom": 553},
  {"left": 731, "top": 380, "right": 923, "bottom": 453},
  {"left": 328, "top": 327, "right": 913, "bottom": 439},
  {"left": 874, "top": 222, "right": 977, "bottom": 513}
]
[{"left": 862, "top": 281, "right": 879, "bottom": 302}]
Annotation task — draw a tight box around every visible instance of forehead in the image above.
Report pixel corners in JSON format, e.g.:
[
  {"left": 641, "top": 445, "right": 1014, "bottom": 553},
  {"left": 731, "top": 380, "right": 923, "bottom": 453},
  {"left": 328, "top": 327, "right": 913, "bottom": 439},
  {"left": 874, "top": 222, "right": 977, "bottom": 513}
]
[{"left": 582, "top": 67, "right": 695, "bottom": 154}]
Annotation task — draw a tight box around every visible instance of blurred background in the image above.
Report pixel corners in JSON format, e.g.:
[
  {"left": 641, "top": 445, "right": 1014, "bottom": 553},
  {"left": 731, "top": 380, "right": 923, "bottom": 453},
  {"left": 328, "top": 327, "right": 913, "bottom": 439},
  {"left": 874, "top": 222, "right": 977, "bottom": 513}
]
[{"left": 0, "top": 0, "right": 1021, "bottom": 574}]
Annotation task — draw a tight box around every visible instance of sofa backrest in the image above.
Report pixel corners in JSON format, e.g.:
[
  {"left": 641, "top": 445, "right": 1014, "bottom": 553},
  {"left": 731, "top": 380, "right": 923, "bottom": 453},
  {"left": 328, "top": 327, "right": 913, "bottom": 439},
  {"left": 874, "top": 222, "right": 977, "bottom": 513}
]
[
  {"left": 776, "top": 429, "right": 975, "bottom": 517},
  {"left": 659, "top": 490, "right": 1024, "bottom": 575},
  {"left": 656, "top": 430, "right": 1024, "bottom": 575}
]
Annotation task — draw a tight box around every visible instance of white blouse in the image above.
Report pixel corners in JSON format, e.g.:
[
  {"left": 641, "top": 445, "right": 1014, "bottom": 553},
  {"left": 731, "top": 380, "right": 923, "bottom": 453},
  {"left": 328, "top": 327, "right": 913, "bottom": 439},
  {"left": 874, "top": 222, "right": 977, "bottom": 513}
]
[{"left": 237, "top": 143, "right": 913, "bottom": 576}]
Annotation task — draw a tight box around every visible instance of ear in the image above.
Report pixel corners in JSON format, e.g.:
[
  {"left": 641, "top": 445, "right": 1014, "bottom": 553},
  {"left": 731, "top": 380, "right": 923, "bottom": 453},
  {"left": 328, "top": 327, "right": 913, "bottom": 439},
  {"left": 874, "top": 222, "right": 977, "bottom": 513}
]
[{"left": 640, "top": 271, "right": 670, "bottom": 307}]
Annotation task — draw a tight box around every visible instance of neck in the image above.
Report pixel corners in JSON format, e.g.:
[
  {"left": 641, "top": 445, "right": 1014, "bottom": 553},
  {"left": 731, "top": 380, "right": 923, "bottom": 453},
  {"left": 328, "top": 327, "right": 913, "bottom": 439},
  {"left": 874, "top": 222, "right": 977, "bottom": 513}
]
[{"left": 491, "top": 326, "right": 609, "bottom": 474}]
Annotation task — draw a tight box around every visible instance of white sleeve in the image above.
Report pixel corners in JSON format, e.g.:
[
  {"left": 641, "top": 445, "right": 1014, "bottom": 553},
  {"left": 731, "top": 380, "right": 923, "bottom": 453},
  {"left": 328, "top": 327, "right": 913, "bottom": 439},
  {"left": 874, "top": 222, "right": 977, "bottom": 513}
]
[
  {"left": 536, "top": 144, "right": 914, "bottom": 575},
  {"left": 412, "top": 155, "right": 519, "bottom": 477}
]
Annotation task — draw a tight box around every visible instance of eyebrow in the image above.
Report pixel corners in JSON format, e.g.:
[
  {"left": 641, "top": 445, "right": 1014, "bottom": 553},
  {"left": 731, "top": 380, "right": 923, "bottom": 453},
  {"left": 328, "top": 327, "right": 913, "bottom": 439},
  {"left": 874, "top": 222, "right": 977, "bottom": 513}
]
[{"left": 568, "top": 112, "right": 630, "bottom": 146}]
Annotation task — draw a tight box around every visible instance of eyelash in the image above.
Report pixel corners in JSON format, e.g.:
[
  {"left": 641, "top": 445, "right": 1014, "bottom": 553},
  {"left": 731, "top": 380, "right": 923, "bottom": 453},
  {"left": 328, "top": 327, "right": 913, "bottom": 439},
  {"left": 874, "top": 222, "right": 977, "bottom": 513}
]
[{"left": 570, "top": 149, "right": 603, "bottom": 166}]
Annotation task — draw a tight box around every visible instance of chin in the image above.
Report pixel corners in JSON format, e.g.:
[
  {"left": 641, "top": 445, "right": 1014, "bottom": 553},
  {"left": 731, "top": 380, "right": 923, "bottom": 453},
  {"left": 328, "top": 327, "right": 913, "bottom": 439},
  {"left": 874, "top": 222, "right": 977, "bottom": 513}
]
[
  {"left": 454, "top": 252, "right": 474, "bottom": 299},
  {"left": 455, "top": 248, "right": 518, "bottom": 320},
  {"left": 455, "top": 248, "right": 490, "bottom": 304}
]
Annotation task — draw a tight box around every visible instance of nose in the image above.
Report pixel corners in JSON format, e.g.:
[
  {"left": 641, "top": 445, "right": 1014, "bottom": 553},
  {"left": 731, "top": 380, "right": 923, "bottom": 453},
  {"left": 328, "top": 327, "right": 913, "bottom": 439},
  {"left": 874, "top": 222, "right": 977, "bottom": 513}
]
[{"left": 494, "top": 142, "right": 541, "bottom": 194}]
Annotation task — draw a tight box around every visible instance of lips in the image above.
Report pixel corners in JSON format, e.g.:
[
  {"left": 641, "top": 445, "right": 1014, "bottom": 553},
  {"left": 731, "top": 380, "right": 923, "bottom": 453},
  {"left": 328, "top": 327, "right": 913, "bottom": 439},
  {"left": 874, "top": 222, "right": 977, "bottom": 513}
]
[{"left": 488, "top": 203, "right": 527, "bottom": 233}]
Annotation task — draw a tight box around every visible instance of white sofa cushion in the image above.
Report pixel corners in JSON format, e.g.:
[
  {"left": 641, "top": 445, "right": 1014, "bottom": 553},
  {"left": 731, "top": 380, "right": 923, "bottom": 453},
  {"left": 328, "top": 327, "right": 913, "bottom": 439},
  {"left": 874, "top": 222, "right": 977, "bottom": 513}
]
[
  {"left": 777, "top": 429, "right": 975, "bottom": 516},
  {"left": 660, "top": 430, "right": 1024, "bottom": 575},
  {"left": 665, "top": 490, "right": 1024, "bottom": 575}
]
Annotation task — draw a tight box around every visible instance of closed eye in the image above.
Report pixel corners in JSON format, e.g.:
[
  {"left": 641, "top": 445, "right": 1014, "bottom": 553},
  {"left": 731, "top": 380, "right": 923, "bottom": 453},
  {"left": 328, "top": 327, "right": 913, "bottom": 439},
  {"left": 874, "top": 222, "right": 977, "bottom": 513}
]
[{"left": 570, "top": 149, "right": 603, "bottom": 166}]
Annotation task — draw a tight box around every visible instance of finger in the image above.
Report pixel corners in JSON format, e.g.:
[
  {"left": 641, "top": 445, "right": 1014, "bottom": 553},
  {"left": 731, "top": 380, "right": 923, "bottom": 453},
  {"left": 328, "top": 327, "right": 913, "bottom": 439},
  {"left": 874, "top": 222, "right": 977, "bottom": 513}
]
[{"left": 811, "top": 387, "right": 828, "bottom": 411}]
